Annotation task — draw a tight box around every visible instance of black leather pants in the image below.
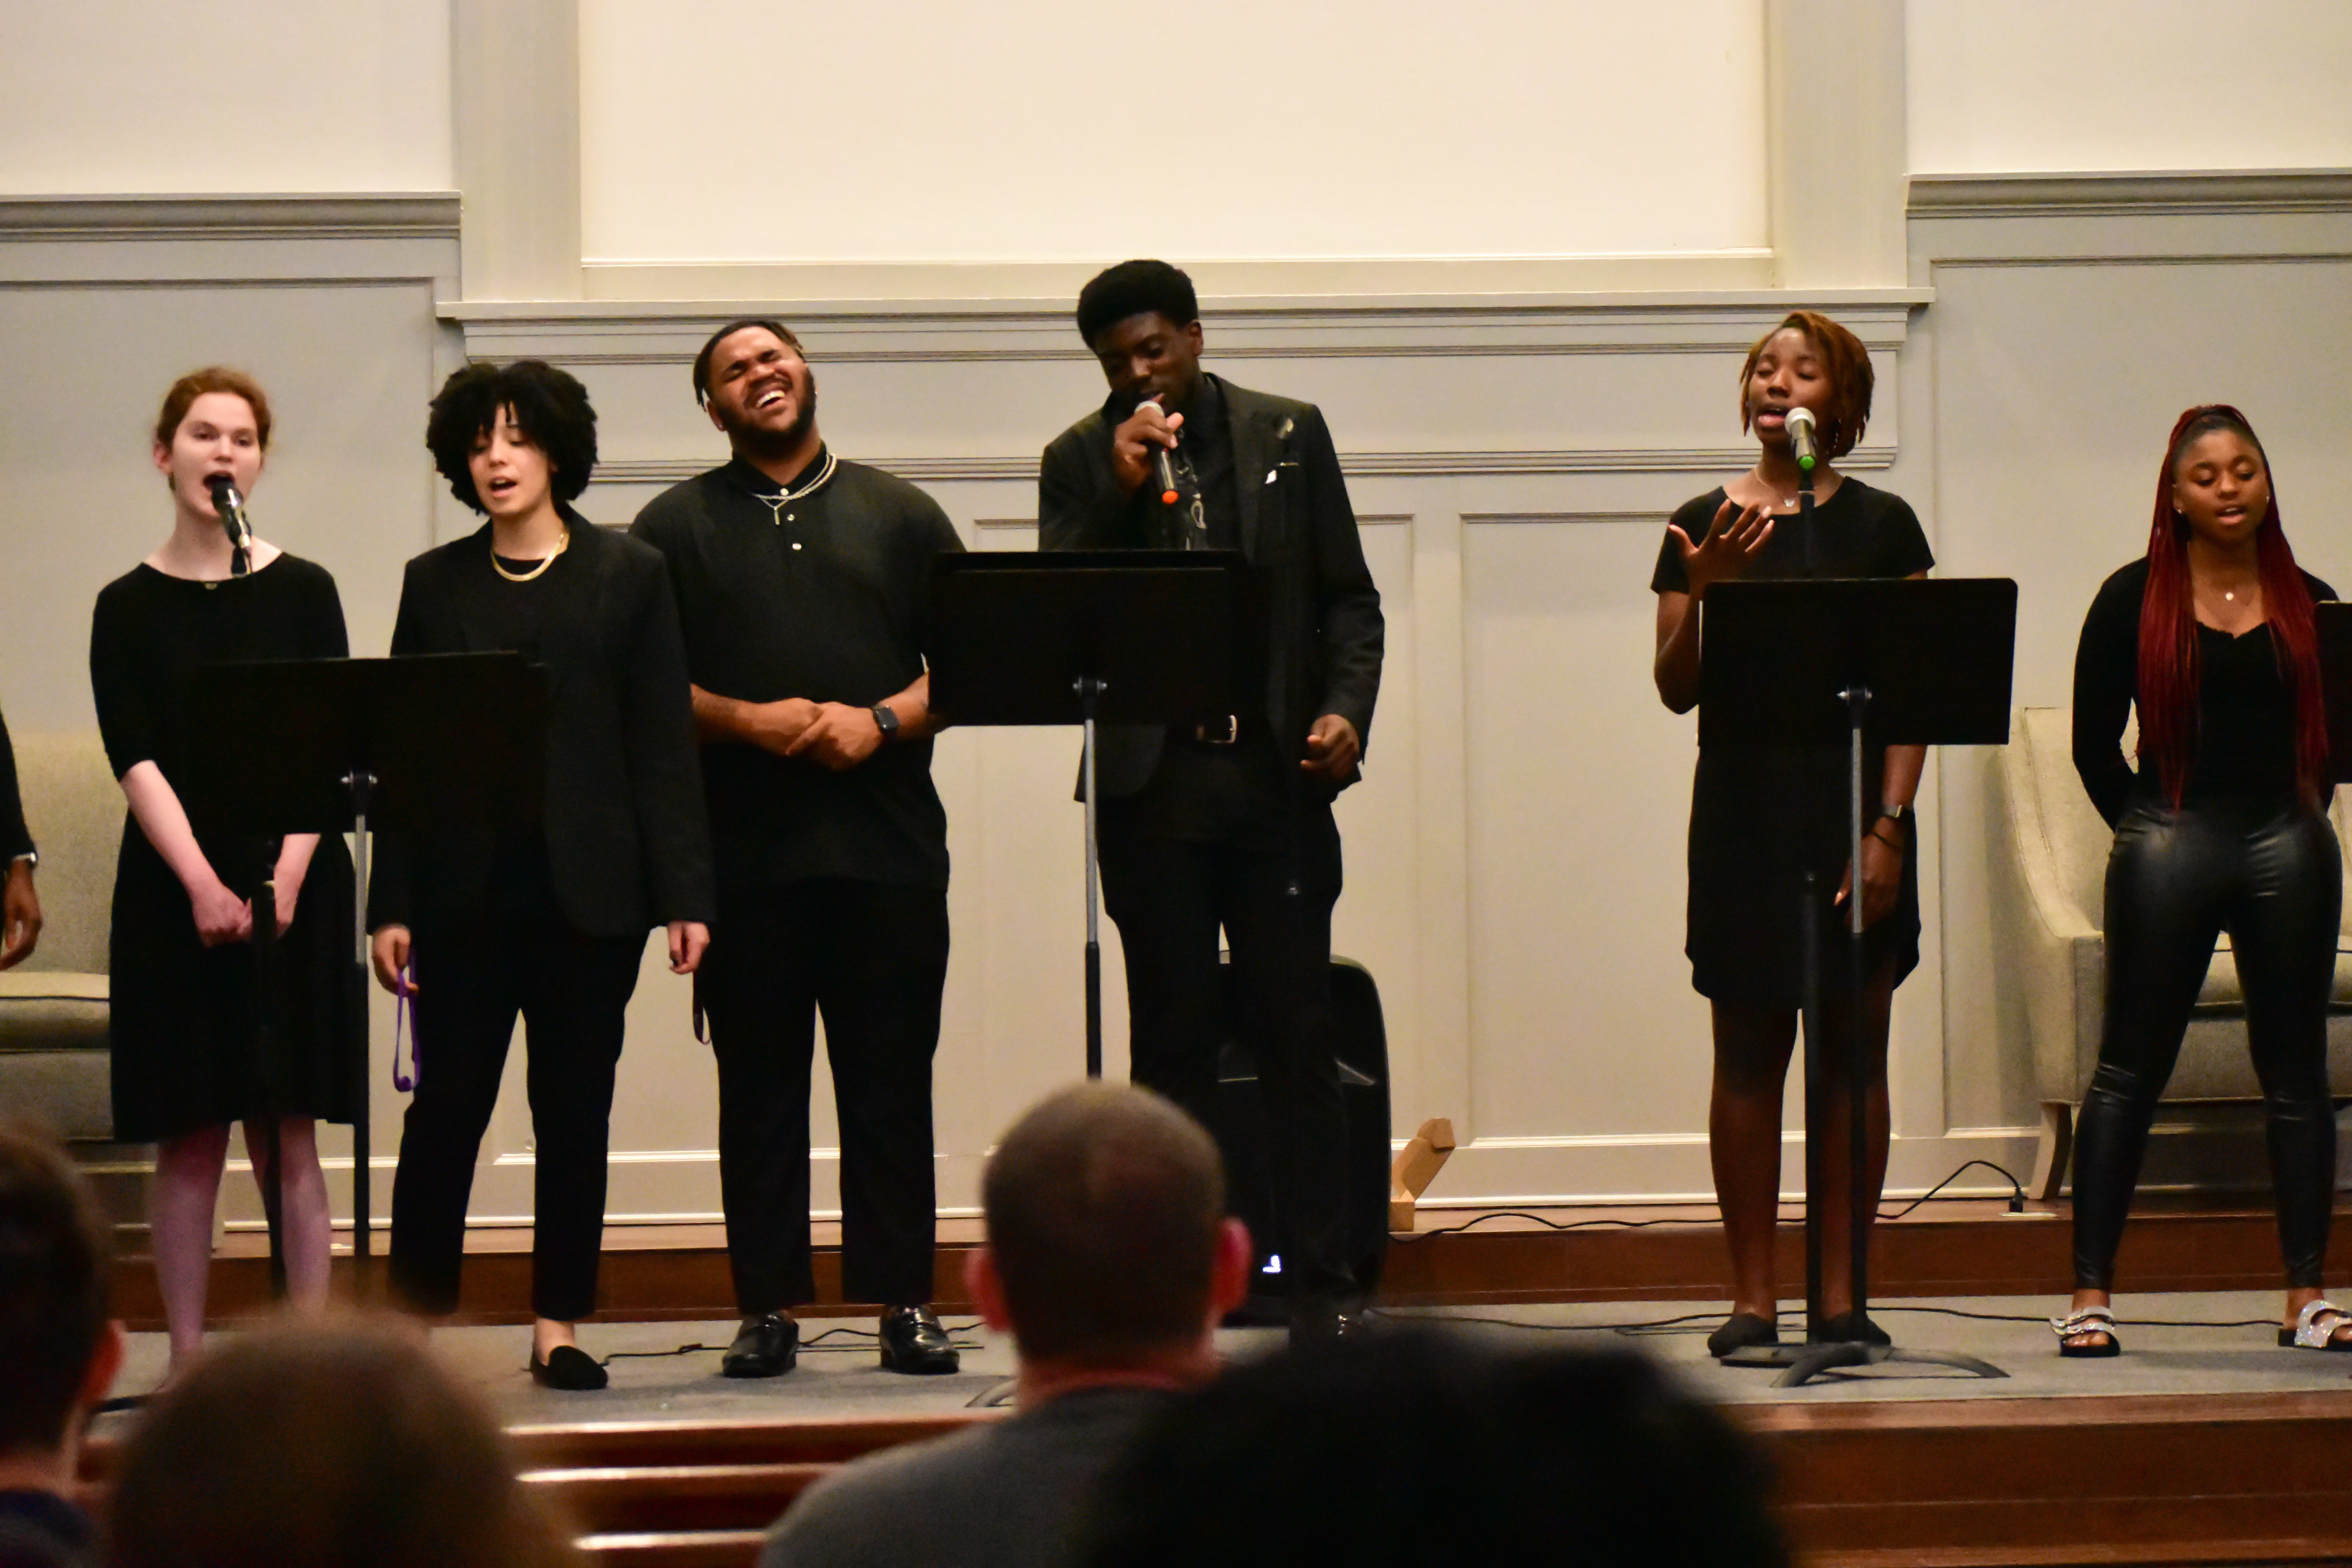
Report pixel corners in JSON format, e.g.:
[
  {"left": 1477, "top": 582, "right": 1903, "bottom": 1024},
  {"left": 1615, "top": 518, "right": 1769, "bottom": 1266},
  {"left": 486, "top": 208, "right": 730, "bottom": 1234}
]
[{"left": 2071, "top": 796, "right": 2342, "bottom": 1290}]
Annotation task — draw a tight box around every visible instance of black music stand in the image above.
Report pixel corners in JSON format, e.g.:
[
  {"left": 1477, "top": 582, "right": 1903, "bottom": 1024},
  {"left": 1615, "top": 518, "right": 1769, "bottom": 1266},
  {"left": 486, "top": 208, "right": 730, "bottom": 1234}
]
[
  {"left": 180, "top": 653, "right": 544, "bottom": 1296},
  {"left": 1699, "top": 577, "right": 2017, "bottom": 1387},
  {"left": 2319, "top": 604, "right": 2352, "bottom": 785},
  {"left": 927, "top": 551, "right": 1267, "bottom": 1076}
]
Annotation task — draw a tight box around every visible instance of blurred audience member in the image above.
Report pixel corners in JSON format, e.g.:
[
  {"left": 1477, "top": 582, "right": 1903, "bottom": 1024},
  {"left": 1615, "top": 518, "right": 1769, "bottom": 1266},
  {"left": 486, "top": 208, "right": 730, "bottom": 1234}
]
[
  {"left": 763, "top": 1083, "right": 1250, "bottom": 1568},
  {"left": 105, "top": 1316, "right": 576, "bottom": 1568},
  {"left": 1080, "top": 1330, "right": 1791, "bottom": 1568},
  {"left": 0, "top": 1123, "right": 121, "bottom": 1568}
]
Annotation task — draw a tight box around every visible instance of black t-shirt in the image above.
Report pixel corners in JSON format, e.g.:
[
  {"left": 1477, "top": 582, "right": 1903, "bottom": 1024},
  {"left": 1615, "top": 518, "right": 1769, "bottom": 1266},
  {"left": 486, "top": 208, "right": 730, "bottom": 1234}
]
[
  {"left": 1647, "top": 478, "right": 1935, "bottom": 1008},
  {"left": 630, "top": 451, "right": 965, "bottom": 890},
  {"left": 1650, "top": 478, "right": 1935, "bottom": 595},
  {"left": 2071, "top": 556, "right": 2337, "bottom": 826}
]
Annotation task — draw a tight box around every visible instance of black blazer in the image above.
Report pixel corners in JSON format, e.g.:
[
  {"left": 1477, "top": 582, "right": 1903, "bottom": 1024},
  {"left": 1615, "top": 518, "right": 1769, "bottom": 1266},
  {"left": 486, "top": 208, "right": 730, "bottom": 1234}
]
[
  {"left": 367, "top": 512, "right": 715, "bottom": 938},
  {"left": 1039, "top": 376, "right": 1384, "bottom": 801},
  {"left": 0, "top": 704, "right": 29, "bottom": 864}
]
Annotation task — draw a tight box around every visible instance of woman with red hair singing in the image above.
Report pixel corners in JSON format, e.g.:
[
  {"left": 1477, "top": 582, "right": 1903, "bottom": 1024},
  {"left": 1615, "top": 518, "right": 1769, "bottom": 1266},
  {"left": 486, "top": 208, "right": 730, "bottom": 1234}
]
[{"left": 2058, "top": 406, "right": 2341, "bottom": 1357}]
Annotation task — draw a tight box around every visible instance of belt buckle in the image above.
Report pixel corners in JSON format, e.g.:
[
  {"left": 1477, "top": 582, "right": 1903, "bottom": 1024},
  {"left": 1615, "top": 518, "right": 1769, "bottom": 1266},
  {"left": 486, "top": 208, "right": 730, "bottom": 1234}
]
[{"left": 1194, "top": 715, "right": 1239, "bottom": 746}]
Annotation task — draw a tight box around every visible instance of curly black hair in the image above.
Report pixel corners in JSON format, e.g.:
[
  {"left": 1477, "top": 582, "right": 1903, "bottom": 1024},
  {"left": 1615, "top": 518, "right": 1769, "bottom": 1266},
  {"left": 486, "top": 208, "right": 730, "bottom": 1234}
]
[
  {"left": 1075, "top": 260, "right": 1199, "bottom": 347},
  {"left": 425, "top": 359, "right": 598, "bottom": 511}
]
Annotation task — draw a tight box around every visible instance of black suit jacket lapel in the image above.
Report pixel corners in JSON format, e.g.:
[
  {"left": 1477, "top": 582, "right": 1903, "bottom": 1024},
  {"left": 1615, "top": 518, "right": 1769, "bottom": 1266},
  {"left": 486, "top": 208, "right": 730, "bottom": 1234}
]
[{"left": 1229, "top": 382, "right": 1277, "bottom": 561}]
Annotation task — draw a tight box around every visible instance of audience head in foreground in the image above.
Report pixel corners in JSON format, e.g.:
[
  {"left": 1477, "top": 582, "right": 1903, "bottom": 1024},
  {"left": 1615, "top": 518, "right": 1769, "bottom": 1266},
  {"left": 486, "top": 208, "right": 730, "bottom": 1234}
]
[
  {"left": 0, "top": 1122, "right": 121, "bottom": 1566},
  {"left": 974, "top": 1080, "right": 1251, "bottom": 1384},
  {"left": 760, "top": 1083, "right": 1249, "bottom": 1568},
  {"left": 1080, "top": 1330, "right": 1792, "bottom": 1568},
  {"left": 107, "top": 1316, "right": 577, "bottom": 1568}
]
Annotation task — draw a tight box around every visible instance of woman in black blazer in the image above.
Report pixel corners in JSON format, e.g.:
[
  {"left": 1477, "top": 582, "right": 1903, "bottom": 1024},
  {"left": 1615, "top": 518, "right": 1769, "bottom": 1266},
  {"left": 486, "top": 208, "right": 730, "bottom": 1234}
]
[{"left": 369, "top": 360, "right": 714, "bottom": 1389}]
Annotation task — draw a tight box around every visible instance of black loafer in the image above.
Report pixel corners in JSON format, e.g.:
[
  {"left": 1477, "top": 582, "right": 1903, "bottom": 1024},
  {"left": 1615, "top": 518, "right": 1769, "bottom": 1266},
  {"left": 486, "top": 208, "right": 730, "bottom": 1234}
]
[
  {"left": 1706, "top": 1312, "right": 1780, "bottom": 1358},
  {"left": 878, "top": 1305, "right": 959, "bottom": 1374},
  {"left": 528, "top": 1343, "right": 609, "bottom": 1391},
  {"left": 722, "top": 1314, "right": 800, "bottom": 1379}
]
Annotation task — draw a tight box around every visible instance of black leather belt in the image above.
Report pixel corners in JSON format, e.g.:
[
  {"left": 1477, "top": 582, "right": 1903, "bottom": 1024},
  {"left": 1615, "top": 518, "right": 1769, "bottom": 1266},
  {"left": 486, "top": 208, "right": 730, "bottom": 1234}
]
[{"left": 1190, "top": 715, "right": 1240, "bottom": 745}]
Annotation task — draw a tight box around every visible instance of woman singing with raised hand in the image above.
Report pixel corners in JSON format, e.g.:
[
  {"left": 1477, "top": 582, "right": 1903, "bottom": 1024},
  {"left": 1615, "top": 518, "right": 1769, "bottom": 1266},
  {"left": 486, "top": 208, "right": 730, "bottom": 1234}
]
[
  {"left": 370, "top": 359, "right": 713, "bottom": 1389},
  {"left": 2057, "top": 406, "right": 2341, "bottom": 1358},
  {"left": 92, "top": 368, "right": 358, "bottom": 1377},
  {"left": 1650, "top": 311, "right": 1933, "bottom": 1359}
]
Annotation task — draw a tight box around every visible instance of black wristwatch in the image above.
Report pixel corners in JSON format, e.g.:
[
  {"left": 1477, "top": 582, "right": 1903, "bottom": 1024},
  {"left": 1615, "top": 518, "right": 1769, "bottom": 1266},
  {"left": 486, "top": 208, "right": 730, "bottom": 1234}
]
[{"left": 870, "top": 703, "right": 900, "bottom": 743}]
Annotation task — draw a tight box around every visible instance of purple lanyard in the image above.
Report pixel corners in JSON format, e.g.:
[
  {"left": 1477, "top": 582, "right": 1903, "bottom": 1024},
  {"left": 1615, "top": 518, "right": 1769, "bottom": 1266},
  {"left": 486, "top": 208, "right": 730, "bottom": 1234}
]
[{"left": 392, "top": 963, "right": 419, "bottom": 1092}]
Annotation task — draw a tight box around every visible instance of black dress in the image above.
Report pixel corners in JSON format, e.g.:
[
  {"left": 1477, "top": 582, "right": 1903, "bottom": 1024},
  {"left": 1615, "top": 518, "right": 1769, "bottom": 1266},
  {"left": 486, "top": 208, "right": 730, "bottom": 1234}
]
[
  {"left": 89, "top": 557, "right": 357, "bottom": 1142},
  {"left": 1650, "top": 479, "right": 1936, "bottom": 1009}
]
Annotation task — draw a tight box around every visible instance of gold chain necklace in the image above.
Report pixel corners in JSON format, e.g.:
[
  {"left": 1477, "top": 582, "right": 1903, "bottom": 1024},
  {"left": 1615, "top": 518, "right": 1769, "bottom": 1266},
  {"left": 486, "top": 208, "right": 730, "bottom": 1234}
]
[{"left": 491, "top": 525, "right": 571, "bottom": 583}]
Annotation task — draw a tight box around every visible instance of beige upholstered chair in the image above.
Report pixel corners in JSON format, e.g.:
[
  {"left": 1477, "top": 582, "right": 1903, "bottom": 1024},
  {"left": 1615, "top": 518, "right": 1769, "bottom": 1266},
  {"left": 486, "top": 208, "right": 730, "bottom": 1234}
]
[
  {"left": 1994, "top": 706, "right": 2352, "bottom": 1198},
  {"left": 0, "top": 731, "right": 145, "bottom": 1222}
]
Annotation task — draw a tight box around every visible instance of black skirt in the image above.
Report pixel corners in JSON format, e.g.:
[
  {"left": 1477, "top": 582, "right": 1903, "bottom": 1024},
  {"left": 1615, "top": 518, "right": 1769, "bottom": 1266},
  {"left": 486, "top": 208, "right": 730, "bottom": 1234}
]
[
  {"left": 1682, "top": 739, "right": 1922, "bottom": 1012},
  {"left": 107, "top": 822, "right": 358, "bottom": 1142}
]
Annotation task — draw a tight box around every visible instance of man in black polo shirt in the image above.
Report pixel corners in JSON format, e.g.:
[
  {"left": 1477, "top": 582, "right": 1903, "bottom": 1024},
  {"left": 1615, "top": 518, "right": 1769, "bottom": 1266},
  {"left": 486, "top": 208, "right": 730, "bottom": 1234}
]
[
  {"left": 632, "top": 319, "right": 964, "bottom": 1378},
  {"left": 1039, "top": 261, "right": 1383, "bottom": 1342}
]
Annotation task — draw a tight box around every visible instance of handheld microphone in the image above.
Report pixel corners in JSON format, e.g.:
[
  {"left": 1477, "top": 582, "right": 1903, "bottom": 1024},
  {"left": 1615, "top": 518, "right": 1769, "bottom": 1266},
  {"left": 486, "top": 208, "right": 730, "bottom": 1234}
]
[
  {"left": 205, "top": 475, "right": 253, "bottom": 575},
  {"left": 1138, "top": 396, "right": 1181, "bottom": 505},
  {"left": 1786, "top": 407, "right": 1820, "bottom": 474}
]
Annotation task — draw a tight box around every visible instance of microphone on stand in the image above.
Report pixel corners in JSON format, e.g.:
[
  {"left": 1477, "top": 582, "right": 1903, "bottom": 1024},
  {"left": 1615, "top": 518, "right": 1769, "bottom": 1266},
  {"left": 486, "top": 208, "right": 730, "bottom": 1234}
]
[
  {"left": 205, "top": 475, "right": 253, "bottom": 577},
  {"left": 1786, "top": 406, "right": 1821, "bottom": 474},
  {"left": 1137, "top": 396, "right": 1181, "bottom": 505}
]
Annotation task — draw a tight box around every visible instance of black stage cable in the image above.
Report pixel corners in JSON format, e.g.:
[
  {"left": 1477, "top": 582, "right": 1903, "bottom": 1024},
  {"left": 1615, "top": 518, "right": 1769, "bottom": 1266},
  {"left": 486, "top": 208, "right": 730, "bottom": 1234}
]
[
  {"left": 1366, "top": 1304, "right": 2281, "bottom": 1334},
  {"left": 1392, "top": 1159, "right": 2035, "bottom": 1245},
  {"left": 596, "top": 1321, "right": 986, "bottom": 1367}
]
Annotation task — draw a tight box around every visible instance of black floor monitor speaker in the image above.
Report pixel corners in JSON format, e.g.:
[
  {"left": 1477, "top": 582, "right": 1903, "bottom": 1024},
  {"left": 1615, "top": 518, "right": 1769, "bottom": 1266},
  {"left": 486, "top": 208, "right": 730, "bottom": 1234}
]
[{"left": 1210, "top": 955, "right": 1392, "bottom": 1313}]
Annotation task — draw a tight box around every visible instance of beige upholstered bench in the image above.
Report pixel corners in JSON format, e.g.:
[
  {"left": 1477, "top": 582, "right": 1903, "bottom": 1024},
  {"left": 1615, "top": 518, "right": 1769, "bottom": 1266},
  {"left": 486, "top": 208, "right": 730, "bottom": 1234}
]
[
  {"left": 0, "top": 731, "right": 147, "bottom": 1227},
  {"left": 1993, "top": 706, "right": 2352, "bottom": 1198}
]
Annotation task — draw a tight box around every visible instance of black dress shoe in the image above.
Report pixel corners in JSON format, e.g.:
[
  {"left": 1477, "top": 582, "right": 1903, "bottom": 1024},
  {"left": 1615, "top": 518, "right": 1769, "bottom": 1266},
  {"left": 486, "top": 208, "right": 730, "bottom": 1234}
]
[
  {"left": 528, "top": 1343, "right": 609, "bottom": 1391},
  {"left": 1706, "top": 1312, "right": 1780, "bottom": 1358},
  {"left": 878, "top": 1305, "right": 959, "bottom": 1374},
  {"left": 722, "top": 1314, "right": 800, "bottom": 1378}
]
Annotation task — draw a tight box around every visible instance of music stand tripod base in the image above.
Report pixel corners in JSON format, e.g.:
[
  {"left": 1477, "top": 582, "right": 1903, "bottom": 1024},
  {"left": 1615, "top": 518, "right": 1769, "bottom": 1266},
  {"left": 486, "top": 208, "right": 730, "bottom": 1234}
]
[{"left": 1719, "top": 1337, "right": 2008, "bottom": 1387}]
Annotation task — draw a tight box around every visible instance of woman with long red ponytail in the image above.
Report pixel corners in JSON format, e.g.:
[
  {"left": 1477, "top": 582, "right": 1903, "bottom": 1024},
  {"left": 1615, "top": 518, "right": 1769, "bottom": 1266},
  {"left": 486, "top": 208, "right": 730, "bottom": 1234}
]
[{"left": 2058, "top": 406, "right": 2341, "bottom": 1357}]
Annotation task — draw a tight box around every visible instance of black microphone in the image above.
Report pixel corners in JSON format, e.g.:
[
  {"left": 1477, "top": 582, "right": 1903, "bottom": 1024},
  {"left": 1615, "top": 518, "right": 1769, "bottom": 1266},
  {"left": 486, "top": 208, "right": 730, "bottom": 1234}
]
[
  {"left": 205, "top": 475, "right": 253, "bottom": 575},
  {"left": 1138, "top": 396, "right": 1180, "bottom": 505},
  {"left": 1786, "top": 407, "right": 1820, "bottom": 474}
]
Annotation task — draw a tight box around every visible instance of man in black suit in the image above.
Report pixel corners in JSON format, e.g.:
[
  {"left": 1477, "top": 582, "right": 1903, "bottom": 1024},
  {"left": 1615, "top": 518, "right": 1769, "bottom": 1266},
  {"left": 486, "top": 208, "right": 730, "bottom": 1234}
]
[
  {"left": 0, "top": 706, "right": 40, "bottom": 971},
  {"left": 632, "top": 320, "right": 965, "bottom": 1379},
  {"left": 1039, "top": 260, "right": 1383, "bottom": 1340}
]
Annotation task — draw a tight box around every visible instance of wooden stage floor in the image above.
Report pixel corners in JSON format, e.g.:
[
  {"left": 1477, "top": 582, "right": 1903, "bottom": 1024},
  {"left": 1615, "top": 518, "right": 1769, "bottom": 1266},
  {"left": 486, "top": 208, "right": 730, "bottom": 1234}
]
[{"left": 92, "top": 1198, "right": 2352, "bottom": 1566}]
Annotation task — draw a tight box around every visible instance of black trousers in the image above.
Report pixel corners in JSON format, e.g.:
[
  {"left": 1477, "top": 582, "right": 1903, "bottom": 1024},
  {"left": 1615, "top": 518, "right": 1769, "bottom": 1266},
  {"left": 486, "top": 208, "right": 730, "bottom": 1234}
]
[
  {"left": 1098, "top": 799, "right": 1354, "bottom": 1299},
  {"left": 2073, "top": 797, "right": 2343, "bottom": 1290},
  {"left": 388, "top": 904, "right": 643, "bottom": 1322},
  {"left": 700, "top": 878, "right": 948, "bottom": 1314}
]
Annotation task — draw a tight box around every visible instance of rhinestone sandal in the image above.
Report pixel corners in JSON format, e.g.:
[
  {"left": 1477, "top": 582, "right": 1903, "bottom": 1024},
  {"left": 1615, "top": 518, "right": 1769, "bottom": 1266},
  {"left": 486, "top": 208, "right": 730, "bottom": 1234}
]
[
  {"left": 2051, "top": 1307, "right": 2120, "bottom": 1358},
  {"left": 2279, "top": 1299, "right": 2352, "bottom": 1351}
]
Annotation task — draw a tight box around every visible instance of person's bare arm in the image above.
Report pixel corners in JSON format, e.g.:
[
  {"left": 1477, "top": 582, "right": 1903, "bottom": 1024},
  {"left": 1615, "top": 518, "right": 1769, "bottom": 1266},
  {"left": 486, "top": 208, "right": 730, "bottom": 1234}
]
[
  {"left": 120, "top": 761, "right": 250, "bottom": 945},
  {"left": 691, "top": 684, "right": 820, "bottom": 753},
  {"left": 789, "top": 672, "right": 940, "bottom": 772},
  {"left": 1653, "top": 498, "right": 1774, "bottom": 714}
]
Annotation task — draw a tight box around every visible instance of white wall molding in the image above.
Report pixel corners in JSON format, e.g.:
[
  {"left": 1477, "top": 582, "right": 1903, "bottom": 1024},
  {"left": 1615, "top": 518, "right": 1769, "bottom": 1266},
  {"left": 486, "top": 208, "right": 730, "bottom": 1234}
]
[
  {"left": 445, "top": 291, "right": 1930, "bottom": 367},
  {"left": 1767, "top": 0, "right": 1909, "bottom": 287},
  {"left": 0, "top": 193, "right": 463, "bottom": 290},
  {"left": 452, "top": 0, "right": 581, "bottom": 299},
  {"left": 590, "top": 445, "right": 1898, "bottom": 492},
  {"left": 1909, "top": 168, "right": 2352, "bottom": 220},
  {"left": 0, "top": 193, "right": 461, "bottom": 242}
]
